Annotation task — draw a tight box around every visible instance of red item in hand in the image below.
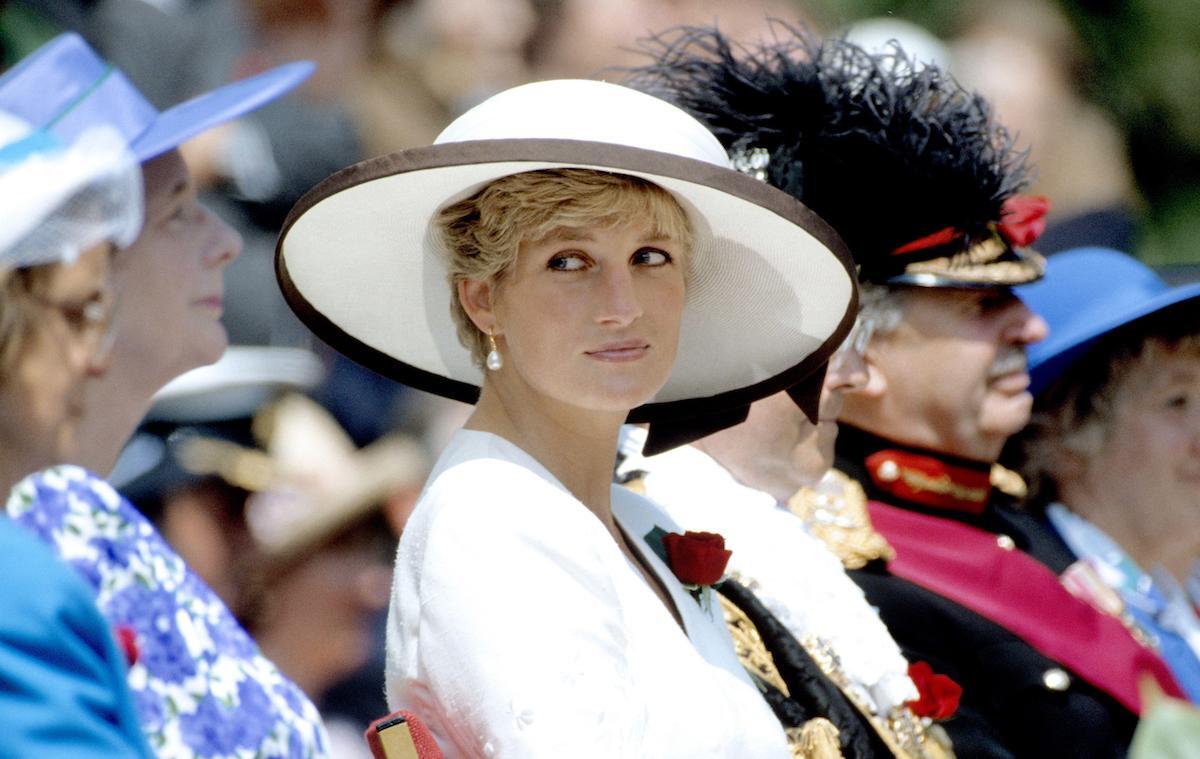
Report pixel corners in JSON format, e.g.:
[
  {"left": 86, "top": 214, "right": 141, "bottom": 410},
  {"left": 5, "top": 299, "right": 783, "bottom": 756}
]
[
  {"left": 997, "top": 195, "right": 1050, "bottom": 247},
  {"left": 906, "top": 661, "right": 962, "bottom": 720},
  {"left": 364, "top": 710, "right": 444, "bottom": 759},
  {"left": 663, "top": 531, "right": 732, "bottom": 586},
  {"left": 114, "top": 625, "right": 138, "bottom": 667}
]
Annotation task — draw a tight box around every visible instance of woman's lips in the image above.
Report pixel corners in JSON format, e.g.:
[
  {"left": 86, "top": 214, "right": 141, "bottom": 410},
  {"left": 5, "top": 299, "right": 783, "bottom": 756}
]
[
  {"left": 586, "top": 340, "right": 649, "bottom": 362},
  {"left": 195, "top": 296, "right": 223, "bottom": 310}
]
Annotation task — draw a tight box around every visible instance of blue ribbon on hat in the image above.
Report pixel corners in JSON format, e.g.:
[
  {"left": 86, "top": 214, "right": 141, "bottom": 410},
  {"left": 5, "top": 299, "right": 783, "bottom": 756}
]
[{"left": 0, "top": 129, "right": 62, "bottom": 169}]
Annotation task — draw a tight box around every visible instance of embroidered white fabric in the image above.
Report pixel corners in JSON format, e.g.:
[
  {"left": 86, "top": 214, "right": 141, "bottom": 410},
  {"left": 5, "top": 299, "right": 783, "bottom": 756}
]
[
  {"left": 618, "top": 426, "right": 919, "bottom": 714},
  {"left": 386, "top": 429, "right": 790, "bottom": 759}
]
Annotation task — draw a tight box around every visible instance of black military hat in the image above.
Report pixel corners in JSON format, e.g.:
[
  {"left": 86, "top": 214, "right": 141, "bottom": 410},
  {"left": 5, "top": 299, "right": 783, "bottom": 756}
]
[{"left": 628, "top": 23, "right": 1047, "bottom": 289}]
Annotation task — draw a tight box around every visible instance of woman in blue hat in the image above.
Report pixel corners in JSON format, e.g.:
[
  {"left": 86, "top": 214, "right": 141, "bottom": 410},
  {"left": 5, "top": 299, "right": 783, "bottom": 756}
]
[
  {"left": 1012, "top": 246, "right": 1200, "bottom": 703},
  {"left": 2, "top": 33, "right": 331, "bottom": 758}
]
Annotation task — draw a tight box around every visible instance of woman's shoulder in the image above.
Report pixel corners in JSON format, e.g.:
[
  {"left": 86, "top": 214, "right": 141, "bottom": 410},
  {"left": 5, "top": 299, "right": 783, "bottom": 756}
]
[
  {"left": 401, "top": 432, "right": 611, "bottom": 576},
  {"left": 419, "top": 430, "right": 576, "bottom": 515}
]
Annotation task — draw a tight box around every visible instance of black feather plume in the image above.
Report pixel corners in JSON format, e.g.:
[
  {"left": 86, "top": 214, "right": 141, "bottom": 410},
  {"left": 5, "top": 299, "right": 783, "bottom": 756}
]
[{"left": 625, "top": 23, "right": 1031, "bottom": 275}]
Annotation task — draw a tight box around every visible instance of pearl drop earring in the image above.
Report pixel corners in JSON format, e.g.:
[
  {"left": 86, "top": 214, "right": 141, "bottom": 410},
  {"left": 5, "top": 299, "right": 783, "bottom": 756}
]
[{"left": 486, "top": 331, "right": 503, "bottom": 371}]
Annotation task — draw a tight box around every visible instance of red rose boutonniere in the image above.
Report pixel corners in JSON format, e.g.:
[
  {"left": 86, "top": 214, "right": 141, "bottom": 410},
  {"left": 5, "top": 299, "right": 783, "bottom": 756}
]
[
  {"left": 662, "top": 530, "right": 732, "bottom": 611},
  {"left": 906, "top": 661, "right": 962, "bottom": 721}
]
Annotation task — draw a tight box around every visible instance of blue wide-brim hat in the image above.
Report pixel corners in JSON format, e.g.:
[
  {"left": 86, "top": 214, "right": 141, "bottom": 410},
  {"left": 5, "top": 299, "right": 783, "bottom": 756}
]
[
  {"left": 0, "top": 32, "right": 313, "bottom": 162},
  {"left": 1017, "top": 247, "right": 1200, "bottom": 395}
]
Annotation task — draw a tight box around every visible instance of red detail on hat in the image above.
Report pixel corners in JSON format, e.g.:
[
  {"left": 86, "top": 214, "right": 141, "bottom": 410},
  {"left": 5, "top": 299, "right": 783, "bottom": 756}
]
[
  {"left": 866, "top": 450, "right": 991, "bottom": 515},
  {"left": 890, "top": 226, "right": 963, "bottom": 256},
  {"left": 998, "top": 195, "right": 1050, "bottom": 247},
  {"left": 114, "top": 625, "right": 138, "bottom": 667}
]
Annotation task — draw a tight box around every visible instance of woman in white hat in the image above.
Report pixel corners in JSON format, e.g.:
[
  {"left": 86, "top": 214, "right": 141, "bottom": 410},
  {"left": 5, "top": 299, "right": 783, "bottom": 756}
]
[{"left": 277, "top": 78, "right": 857, "bottom": 757}]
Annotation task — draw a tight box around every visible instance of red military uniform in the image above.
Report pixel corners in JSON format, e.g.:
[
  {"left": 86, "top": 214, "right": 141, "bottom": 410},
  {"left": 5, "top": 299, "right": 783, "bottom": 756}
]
[{"left": 836, "top": 424, "right": 1182, "bottom": 757}]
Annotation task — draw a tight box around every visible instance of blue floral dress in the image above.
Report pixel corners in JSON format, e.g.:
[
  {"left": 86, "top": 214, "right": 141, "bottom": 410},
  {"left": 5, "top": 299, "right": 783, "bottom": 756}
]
[{"left": 6, "top": 466, "right": 329, "bottom": 759}]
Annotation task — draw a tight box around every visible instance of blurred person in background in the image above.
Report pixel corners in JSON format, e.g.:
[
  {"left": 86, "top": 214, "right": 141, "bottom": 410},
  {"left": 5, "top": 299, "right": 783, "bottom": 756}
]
[
  {"left": 0, "top": 107, "right": 152, "bottom": 759},
  {"left": 112, "top": 359, "right": 430, "bottom": 757},
  {"left": 191, "top": 394, "right": 427, "bottom": 756},
  {"left": 529, "top": 0, "right": 805, "bottom": 81},
  {"left": 112, "top": 344, "right": 326, "bottom": 602},
  {"left": 2, "top": 33, "right": 331, "bottom": 758},
  {"left": 384, "top": 0, "right": 538, "bottom": 117},
  {"left": 1010, "top": 247, "right": 1200, "bottom": 703},
  {"left": 948, "top": 0, "right": 1138, "bottom": 254},
  {"left": 244, "top": 0, "right": 447, "bottom": 157}
]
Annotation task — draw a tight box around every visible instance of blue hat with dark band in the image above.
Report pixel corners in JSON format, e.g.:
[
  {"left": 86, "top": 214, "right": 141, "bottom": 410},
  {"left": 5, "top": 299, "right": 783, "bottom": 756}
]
[
  {"left": 1017, "top": 247, "right": 1200, "bottom": 395},
  {"left": 0, "top": 32, "right": 313, "bottom": 162}
]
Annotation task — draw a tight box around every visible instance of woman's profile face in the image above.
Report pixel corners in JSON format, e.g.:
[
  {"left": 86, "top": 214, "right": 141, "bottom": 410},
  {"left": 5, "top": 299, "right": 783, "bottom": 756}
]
[
  {"left": 0, "top": 243, "right": 113, "bottom": 476},
  {"left": 490, "top": 214, "right": 686, "bottom": 414},
  {"left": 1069, "top": 346, "right": 1200, "bottom": 575},
  {"left": 109, "top": 150, "right": 241, "bottom": 383}
]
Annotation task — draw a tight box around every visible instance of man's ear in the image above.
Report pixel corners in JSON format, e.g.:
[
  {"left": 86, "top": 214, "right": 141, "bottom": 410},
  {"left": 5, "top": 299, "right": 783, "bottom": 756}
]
[
  {"left": 458, "top": 279, "right": 496, "bottom": 334},
  {"left": 854, "top": 349, "right": 889, "bottom": 399}
]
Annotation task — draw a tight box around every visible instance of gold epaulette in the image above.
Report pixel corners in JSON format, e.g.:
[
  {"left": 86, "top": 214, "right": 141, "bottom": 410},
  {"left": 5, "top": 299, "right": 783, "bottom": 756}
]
[
  {"left": 786, "top": 718, "right": 843, "bottom": 759},
  {"left": 788, "top": 470, "right": 895, "bottom": 569},
  {"left": 988, "top": 463, "right": 1028, "bottom": 499}
]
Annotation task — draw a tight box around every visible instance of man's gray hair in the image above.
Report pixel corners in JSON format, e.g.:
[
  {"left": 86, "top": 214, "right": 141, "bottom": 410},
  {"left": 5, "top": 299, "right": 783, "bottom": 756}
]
[{"left": 857, "top": 282, "right": 908, "bottom": 337}]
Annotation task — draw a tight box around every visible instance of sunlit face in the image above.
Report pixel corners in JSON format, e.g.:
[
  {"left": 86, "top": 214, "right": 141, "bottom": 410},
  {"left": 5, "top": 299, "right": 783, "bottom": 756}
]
[
  {"left": 109, "top": 150, "right": 241, "bottom": 383},
  {"left": 732, "top": 321, "right": 871, "bottom": 486},
  {"left": 0, "top": 244, "right": 113, "bottom": 478},
  {"left": 846, "top": 288, "right": 1048, "bottom": 461},
  {"left": 1067, "top": 348, "right": 1200, "bottom": 575},
  {"left": 488, "top": 217, "right": 687, "bottom": 415}
]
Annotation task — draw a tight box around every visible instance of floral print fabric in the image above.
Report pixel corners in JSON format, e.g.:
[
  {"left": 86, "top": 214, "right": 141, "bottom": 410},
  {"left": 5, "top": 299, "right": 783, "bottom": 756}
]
[{"left": 6, "top": 465, "right": 329, "bottom": 759}]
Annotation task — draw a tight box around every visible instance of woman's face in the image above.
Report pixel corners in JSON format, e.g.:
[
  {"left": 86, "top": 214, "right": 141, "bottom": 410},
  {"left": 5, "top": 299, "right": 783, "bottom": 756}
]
[
  {"left": 0, "top": 244, "right": 113, "bottom": 480},
  {"left": 488, "top": 216, "right": 687, "bottom": 415},
  {"left": 109, "top": 150, "right": 241, "bottom": 384},
  {"left": 1068, "top": 347, "right": 1200, "bottom": 575}
]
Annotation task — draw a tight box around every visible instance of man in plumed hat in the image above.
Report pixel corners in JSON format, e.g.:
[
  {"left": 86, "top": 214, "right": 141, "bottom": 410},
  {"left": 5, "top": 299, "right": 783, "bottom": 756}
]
[{"left": 631, "top": 23, "right": 1182, "bottom": 758}]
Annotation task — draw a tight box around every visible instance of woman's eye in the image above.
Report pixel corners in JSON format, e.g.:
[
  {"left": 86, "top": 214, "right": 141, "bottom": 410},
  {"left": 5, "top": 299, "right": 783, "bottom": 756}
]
[
  {"left": 548, "top": 252, "right": 587, "bottom": 271},
  {"left": 165, "top": 202, "right": 191, "bottom": 226},
  {"left": 634, "top": 248, "right": 671, "bottom": 266},
  {"left": 1164, "top": 393, "right": 1190, "bottom": 411}
]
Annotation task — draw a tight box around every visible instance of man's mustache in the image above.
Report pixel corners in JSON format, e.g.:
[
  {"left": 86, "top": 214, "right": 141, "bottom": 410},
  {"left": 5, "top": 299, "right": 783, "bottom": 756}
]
[{"left": 988, "top": 348, "right": 1028, "bottom": 380}]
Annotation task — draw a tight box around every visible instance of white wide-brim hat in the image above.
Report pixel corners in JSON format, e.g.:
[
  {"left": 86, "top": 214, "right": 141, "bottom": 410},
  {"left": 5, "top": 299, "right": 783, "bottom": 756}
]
[{"left": 277, "top": 79, "right": 857, "bottom": 423}]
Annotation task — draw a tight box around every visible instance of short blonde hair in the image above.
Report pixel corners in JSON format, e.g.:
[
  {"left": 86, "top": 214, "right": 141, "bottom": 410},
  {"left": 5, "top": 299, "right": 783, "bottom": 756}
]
[
  {"left": 435, "top": 168, "right": 694, "bottom": 366},
  {"left": 1014, "top": 310, "right": 1200, "bottom": 505}
]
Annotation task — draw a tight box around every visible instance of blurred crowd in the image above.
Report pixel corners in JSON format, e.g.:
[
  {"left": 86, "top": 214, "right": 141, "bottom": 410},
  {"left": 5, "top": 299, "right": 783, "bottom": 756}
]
[{"left": 0, "top": 1, "right": 1197, "bottom": 758}]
